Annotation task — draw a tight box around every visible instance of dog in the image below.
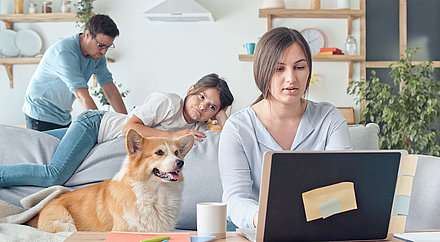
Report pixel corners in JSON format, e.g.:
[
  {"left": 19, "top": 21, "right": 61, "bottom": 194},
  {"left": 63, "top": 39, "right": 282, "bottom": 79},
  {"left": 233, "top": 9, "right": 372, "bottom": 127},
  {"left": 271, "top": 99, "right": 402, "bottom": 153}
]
[{"left": 27, "top": 129, "right": 194, "bottom": 233}]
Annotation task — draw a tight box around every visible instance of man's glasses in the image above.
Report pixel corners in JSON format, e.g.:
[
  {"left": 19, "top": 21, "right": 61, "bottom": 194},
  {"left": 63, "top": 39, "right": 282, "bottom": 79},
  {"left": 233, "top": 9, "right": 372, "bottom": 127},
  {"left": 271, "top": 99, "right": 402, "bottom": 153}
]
[{"left": 94, "top": 38, "right": 115, "bottom": 50}]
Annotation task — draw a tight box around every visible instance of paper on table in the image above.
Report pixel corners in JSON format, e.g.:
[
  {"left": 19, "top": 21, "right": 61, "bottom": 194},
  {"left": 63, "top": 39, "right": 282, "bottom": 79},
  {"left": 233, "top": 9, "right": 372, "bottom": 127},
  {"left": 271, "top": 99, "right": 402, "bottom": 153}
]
[
  {"left": 105, "top": 232, "right": 190, "bottom": 242},
  {"left": 394, "top": 231, "right": 440, "bottom": 241},
  {"left": 302, "top": 182, "right": 357, "bottom": 222}
]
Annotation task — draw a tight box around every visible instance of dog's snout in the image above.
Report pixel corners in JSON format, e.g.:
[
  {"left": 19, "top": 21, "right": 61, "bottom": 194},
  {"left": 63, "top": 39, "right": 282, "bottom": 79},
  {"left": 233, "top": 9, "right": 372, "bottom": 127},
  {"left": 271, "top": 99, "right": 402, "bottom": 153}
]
[{"left": 176, "top": 159, "right": 184, "bottom": 169}]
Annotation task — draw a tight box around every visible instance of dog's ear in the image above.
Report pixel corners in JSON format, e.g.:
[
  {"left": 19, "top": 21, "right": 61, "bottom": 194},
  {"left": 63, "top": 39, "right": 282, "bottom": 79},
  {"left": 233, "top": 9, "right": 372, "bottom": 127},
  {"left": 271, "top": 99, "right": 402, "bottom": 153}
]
[
  {"left": 126, "top": 129, "right": 143, "bottom": 156},
  {"left": 177, "top": 134, "right": 194, "bottom": 156}
]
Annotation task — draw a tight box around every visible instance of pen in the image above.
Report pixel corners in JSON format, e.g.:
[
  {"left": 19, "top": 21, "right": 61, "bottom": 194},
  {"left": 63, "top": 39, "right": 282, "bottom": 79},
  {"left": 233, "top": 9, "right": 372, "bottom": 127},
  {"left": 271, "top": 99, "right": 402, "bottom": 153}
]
[{"left": 140, "top": 235, "right": 171, "bottom": 242}]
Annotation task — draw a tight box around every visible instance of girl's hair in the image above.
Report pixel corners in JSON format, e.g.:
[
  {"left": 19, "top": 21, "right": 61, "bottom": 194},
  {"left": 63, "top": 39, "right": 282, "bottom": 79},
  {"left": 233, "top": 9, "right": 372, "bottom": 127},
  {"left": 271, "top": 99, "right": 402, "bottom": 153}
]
[
  {"left": 252, "top": 27, "right": 312, "bottom": 104},
  {"left": 185, "top": 73, "right": 234, "bottom": 111}
]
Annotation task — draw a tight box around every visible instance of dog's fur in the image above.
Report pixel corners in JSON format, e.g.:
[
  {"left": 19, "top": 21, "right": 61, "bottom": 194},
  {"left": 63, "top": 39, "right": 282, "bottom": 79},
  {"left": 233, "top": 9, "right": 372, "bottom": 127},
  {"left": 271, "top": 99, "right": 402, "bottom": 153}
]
[{"left": 27, "top": 129, "right": 194, "bottom": 233}]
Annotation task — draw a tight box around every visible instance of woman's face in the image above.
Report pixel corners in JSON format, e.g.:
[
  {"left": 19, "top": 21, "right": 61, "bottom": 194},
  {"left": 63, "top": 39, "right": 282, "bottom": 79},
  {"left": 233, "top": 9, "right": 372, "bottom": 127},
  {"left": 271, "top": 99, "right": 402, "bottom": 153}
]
[
  {"left": 184, "top": 87, "right": 221, "bottom": 123},
  {"left": 268, "top": 42, "right": 310, "bottom": 104}
]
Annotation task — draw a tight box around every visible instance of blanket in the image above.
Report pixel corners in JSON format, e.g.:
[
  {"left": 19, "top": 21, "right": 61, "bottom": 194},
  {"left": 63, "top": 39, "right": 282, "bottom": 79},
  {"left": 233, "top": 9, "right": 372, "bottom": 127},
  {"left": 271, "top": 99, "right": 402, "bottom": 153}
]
[{"left": 0, "top": 186, "right": 73, "bottom": 241}]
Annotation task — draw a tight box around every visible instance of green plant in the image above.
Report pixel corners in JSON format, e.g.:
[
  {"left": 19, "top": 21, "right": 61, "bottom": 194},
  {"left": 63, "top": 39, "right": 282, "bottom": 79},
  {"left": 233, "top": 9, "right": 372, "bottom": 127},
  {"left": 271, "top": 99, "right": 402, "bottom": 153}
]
[
  {"left": 75, "top": 0, "right": 96, "bottom": 27},
  {"left": 90, "top": 81, "right": 130, "bottom": 108},
  {"left": 348, "top": 48, "right": 440, "bottom": 156}
]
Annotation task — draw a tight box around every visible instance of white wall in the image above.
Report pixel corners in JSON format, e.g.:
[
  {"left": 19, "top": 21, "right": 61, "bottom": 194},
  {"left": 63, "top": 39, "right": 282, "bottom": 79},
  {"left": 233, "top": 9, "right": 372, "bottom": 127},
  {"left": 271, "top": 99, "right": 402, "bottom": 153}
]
[{"left": 0, "top": 0, "right": 360, "bottom": 126}]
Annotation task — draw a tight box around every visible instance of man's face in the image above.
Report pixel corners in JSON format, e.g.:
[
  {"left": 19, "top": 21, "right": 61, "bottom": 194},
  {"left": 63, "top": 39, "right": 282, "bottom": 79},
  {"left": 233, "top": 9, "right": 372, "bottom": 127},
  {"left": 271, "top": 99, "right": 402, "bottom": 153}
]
[{"left": 83, "top": 30, "right": 115, "bottom": 60}]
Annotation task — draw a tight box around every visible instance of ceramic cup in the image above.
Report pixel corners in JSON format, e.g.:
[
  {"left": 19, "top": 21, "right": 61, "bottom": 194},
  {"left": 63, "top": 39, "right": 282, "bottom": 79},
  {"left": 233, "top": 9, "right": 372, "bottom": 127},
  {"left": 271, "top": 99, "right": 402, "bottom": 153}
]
[
  {"left": 243, "top": 43, "right": 256, "bottom": 54},
  {"left": 197, "top": 202, "right": 227, "bottom": 239}
]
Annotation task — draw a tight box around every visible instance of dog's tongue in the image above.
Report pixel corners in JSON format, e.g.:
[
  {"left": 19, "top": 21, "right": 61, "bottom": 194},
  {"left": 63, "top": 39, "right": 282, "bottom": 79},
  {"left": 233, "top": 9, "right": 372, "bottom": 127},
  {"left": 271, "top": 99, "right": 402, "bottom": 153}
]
[{"left": 167, "top": 172, "right": 180, "bottom": 180}]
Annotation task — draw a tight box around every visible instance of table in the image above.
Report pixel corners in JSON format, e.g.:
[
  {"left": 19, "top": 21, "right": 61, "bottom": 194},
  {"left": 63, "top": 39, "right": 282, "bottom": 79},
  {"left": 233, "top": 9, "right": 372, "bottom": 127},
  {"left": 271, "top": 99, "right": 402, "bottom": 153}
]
[{"left": 65, "top": 231, "right": 406, "bottom": 241}]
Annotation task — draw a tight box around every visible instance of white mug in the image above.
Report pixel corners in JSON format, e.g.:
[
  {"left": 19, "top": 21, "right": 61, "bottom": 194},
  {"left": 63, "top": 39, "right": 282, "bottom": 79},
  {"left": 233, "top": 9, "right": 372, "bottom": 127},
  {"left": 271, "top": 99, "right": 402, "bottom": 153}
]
[{"left": 197, "top": 202, "right": 227, "bottom": 239}]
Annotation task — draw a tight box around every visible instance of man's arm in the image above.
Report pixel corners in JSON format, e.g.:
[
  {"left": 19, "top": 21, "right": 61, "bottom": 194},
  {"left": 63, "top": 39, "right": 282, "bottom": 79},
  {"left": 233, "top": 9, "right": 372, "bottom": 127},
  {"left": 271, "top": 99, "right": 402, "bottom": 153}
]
[
  {"left": 101, "top": 82, "right": 128, "bottom": 114},
  {"left": 74, "top": 88, "right": 98, "bottom": 111}
]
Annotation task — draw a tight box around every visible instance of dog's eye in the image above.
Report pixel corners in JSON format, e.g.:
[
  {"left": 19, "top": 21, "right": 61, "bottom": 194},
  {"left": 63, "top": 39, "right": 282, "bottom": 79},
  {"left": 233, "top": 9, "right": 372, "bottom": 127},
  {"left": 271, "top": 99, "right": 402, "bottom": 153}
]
[
  {"left": 155, "top": 150, "right": 164, "bottom": 156},
  {"left": 175, "top": 150, "right": 179, "bottom": 156}
]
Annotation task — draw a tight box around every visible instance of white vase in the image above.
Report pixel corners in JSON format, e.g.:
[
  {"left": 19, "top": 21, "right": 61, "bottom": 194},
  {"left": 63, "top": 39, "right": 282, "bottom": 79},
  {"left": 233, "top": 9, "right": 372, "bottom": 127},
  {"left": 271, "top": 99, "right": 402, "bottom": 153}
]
[
  {"left": 262, "top": 0, "right": 285, "bottom": 9},
  {"left": 337, "top": 0, "right": 351, "bottom": 9}
]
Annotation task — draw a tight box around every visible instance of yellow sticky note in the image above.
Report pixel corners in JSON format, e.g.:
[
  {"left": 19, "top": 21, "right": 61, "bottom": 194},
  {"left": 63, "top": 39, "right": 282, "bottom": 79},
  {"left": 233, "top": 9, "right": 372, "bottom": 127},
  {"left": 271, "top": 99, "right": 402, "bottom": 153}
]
[
  {"left": 388, "top": 215, "right": 407, "bottom": 234},
  {"left": 395, "top": 176, "right": 414, "bottom": 196},
  {"left": 399, "top": 155, "right": 418, "bottom": 177},
  {"left": 302, "top": 182, "right": 357, "bottom": 222}
]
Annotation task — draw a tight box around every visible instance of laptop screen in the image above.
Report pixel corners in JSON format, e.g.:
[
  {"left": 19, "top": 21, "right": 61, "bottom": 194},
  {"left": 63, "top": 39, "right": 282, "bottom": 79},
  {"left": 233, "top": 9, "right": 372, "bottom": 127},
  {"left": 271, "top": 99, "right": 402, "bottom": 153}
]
[{"left": 257, "top": 151, "right": 403, "bottom": 241}]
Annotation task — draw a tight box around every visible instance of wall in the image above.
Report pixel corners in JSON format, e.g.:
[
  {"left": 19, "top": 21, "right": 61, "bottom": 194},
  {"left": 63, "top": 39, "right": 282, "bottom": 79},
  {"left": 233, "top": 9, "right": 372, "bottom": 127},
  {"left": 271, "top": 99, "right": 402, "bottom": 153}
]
[{"left": 0, "top": 0, "right": 360, "bottom": 126}]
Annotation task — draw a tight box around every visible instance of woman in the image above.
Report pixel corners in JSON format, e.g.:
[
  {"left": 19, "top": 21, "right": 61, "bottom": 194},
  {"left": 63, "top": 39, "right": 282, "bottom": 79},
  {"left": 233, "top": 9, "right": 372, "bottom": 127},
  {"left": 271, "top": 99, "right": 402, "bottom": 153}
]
[
  {"left": 0, "top": 73, "right": 234, "bottom": 187},
  {"left": 218, "top": 27, "right": 352, "bottom": 228}
]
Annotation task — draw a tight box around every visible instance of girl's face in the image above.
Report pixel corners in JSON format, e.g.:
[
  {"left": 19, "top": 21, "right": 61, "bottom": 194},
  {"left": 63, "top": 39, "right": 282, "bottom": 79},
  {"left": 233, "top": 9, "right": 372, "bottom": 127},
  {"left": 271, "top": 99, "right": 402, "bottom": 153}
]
[
  {"left": 184, "top": 87, "right": 221, "bottom": 123},
  {"left": 268, "top": 42, "right": 310, "bottom": 104}
]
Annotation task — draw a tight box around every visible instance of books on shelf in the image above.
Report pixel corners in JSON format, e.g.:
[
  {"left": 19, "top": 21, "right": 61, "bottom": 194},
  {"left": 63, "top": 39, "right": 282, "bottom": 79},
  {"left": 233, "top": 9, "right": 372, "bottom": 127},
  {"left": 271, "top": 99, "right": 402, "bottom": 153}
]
[{"left": 318, "top": 48, "right": 344, "bottom": 55}]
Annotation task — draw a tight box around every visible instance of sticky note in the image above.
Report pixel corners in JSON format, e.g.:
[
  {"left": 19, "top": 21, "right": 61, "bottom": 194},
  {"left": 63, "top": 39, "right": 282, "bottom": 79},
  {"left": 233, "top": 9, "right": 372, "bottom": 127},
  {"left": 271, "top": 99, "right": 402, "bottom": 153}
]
[
  {"left": 399, "top": 155, "right": 418, "bottom": 176},
  {"left": 302, "top": 182, "right": 357, "bottom": 222},
  {"left": 395, "top": 176, "right": 414, "bottom": 196},
  {"left": 389, "top": 215, "right": 407, "bottom": 234},
  {"left": 392, "top": 195, "right": 411, "bottom": 216},
  {"left": 320, "top": 198, "right": 342, "bottom": 219}
]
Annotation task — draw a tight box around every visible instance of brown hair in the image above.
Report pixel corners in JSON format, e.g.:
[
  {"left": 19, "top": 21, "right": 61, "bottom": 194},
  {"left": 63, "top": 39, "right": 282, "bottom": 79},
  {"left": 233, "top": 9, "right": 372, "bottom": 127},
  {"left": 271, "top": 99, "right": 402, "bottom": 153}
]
[
  {"left": 252, "top": 27, "right": 312, "bottom": 104},
  {"left": 85, "top": 14, "right": 119, "bottom": 38},
  {"left": 185, "top": 73, "right": 234, "bottom": 111}
]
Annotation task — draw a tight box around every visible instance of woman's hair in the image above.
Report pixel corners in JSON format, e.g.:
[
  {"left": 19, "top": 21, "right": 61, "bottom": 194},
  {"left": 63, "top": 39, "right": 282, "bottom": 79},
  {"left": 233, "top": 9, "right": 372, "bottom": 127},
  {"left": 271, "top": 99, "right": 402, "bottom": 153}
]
[
  {"left": 85, "top": 14, "right": 119, "bottom": 38},
  {"left": 252, "top": 27, "right": 312, "bottom": 104},
  {"left": 185, "top": 73, "right": 234, "bottom": 111}
]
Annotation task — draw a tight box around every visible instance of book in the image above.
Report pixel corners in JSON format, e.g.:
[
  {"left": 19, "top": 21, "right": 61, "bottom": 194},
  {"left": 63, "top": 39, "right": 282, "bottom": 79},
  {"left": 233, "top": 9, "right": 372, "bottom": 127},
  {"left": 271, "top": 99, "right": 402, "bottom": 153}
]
[
  {"left": 105, "top": 232, "right": 191, "bottom": 242},
  {"left": 318, "top": 51, "right": 344, "bottom": 55},
  {"left": 320, "top": 47, "right": 342, "bottom": 52}
]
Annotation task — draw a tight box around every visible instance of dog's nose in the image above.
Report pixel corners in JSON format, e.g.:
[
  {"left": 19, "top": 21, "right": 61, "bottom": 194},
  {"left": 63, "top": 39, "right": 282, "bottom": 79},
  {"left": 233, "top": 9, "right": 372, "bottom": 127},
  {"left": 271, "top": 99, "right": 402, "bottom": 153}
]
[{"left": 176, "top": 159, "right": 184, "bottom": 169}]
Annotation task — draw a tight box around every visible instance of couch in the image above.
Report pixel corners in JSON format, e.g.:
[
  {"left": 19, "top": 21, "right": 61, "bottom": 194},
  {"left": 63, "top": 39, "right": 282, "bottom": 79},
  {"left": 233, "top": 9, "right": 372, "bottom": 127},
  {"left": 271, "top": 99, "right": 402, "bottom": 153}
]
[{"left": 0, "top": 123, "right": 439, "bottom": 230}]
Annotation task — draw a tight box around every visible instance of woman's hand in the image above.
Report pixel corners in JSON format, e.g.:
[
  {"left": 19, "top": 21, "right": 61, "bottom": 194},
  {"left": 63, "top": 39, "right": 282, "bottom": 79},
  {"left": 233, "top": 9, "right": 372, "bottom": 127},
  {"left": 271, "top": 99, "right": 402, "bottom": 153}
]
[
  {"left": 253, "top": 212, "right": 258, "bottom": 228},
  {"left": 173, "top": 129, "right": 206, "bottom": 142}
]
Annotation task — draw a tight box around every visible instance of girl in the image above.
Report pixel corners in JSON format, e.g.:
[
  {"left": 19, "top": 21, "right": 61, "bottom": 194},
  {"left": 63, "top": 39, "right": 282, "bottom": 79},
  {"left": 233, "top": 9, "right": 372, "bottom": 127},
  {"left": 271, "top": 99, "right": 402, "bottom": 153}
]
[
  {"left": 218, "top": 27, "right": 352, "bottom": 228},
  {"left": 0, "top": 73, "right": 234, "bottom": 187}
]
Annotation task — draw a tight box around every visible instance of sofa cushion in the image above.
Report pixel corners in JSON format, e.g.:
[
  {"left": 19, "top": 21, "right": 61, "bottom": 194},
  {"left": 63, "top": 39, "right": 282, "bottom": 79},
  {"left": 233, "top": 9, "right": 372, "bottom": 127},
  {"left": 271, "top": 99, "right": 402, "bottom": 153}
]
[{"left": 348, "top": 123, "right": 380, "bottom": 150}]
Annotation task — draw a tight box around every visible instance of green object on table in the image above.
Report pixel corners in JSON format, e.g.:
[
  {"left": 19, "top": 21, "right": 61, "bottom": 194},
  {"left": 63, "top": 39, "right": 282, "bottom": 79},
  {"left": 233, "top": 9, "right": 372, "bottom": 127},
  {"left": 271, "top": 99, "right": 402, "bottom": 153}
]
[{"left": 140, "top": 235, "right": 171, "bottom": 242}]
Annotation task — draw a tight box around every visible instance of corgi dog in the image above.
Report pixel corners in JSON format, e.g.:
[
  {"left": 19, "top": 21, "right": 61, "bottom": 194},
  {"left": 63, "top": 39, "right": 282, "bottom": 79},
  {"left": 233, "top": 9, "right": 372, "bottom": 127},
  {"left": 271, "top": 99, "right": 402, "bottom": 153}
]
[{"left": 27, "top": 129, "right": 194, "bottom": 233}]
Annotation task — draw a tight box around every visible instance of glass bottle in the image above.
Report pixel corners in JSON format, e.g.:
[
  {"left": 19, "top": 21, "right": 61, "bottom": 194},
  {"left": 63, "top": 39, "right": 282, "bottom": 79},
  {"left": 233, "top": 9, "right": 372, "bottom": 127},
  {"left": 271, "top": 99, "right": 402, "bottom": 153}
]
[
  {"left": 28, "top": 2, "right": 37, "bottom": 14},
  {"left": 14, "top": 0, "right": 23, "bottom": 14},
  {"left": 345, "top": 35, "right": 357, "bottom": 56},
  {"left": 42, "top": 1, "right": 52, "bottom": 13},
  {"left": 61, "top": 1, "right": 71, "bottom": 13}
]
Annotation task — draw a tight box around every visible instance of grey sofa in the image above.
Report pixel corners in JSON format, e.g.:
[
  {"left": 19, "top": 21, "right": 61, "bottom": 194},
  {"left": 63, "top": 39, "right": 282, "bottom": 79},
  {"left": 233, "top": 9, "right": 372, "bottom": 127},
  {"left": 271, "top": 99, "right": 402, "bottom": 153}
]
[{"left": 0, "top": 123, "right": 439, "bottom": 230}]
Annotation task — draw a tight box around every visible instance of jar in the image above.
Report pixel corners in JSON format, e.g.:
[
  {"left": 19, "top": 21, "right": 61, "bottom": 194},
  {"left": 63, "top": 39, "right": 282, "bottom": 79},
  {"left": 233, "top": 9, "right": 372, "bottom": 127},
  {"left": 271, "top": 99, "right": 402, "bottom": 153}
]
[
  {"left": 345, "top": 35, "right": 357, "bottom": 56},
  {"left": 28, "top": 2, "right": 37, "bottom": 14},
  {"left": 42, "top": 1, "right": 52, "bottom": 13},
  {"left": 61, "top": 1, "right": 71, "bottom": 13},
  {"left": 14, "top": 0, "right": 23, "bottom": 14}
]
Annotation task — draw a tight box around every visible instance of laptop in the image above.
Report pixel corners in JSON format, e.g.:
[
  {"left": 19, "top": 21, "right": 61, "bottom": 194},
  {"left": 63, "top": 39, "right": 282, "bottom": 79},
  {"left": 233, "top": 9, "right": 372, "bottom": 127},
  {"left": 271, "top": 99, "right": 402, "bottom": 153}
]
[{"left": 239, "top": 150, "right": 408, "bottom": 242}]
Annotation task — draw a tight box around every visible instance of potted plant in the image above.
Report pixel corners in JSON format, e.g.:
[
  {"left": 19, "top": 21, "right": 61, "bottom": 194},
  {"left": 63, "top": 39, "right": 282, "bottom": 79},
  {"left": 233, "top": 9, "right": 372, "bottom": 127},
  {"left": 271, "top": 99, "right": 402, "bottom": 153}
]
[
  {"left": 75, "top": 0, "right": 96, "bottom": 27},
  {"left": 348, "top": 48, "right": 440, "bottom": 156},
  {"left": 90, "top": 81, "right": 130, "bottom": 110}
]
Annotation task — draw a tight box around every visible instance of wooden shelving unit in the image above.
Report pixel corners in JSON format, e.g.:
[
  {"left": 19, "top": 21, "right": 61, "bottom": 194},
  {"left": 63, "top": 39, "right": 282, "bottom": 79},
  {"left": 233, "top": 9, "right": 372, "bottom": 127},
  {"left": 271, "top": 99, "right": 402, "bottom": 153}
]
[
  {"left": 239, "top": 1, "right": 366, "bottom": 84},
  {"left": 0, "top": 13, "right": 78, "bottom": 88}
]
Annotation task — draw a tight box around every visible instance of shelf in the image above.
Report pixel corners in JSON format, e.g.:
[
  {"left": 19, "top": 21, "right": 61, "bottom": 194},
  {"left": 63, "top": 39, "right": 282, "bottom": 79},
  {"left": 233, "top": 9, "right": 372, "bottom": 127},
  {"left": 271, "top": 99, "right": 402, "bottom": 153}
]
[
  {"left": 259, "top": 8, "right": 363, "bottom": 19},
  {"left": 0, "top": 13, "right": 77, "bottom": 25},
  {"left": 239, "top": 54, "right": 365, "bottom": 62},
  {"left": 0, "top": 57, "right": 41, "bottom": 65}
]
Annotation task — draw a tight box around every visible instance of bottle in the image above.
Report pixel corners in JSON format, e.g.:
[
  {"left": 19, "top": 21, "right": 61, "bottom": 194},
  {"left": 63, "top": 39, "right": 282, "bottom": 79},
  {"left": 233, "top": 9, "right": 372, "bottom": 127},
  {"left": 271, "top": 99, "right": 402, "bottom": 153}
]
[
  {"left": 42, "top": 1, "right": 52, "bottom": 13},
  {"left": 345, "top": 36, "right": 357, "bottom": 56},
  {"left": 61, "top": 1, "right": 71, "bottom": 13},
  {"left": 14, "top": 0, "right": 24, "bottom": 14},
  {"left": 28, "top": 2, "right": 37, "bottom": 14}
]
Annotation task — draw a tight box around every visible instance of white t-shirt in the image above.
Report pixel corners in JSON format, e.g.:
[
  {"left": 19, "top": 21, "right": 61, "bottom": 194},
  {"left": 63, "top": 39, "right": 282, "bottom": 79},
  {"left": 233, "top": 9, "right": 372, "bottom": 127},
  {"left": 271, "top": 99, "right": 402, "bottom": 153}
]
[{"left": 97, "top": 92, "right": 207, "bottom": 143}]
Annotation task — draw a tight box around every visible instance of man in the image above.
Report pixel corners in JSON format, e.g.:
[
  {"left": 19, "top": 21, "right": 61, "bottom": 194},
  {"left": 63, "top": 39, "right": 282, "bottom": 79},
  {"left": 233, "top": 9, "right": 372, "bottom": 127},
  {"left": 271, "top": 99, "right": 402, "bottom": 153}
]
[{"left": 22, "top": 14, "right": 127, "bottom": 131}]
